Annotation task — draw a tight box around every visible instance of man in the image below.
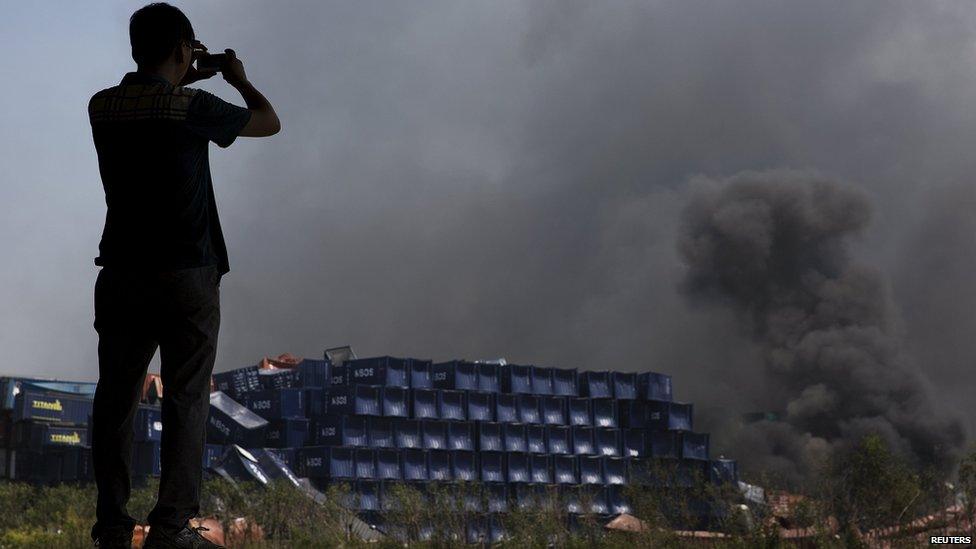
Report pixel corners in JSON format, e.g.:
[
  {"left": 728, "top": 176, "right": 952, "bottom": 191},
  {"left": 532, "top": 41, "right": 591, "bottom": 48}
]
[{"left": 87, "top": 3, "right": 279, "bottom": 548}]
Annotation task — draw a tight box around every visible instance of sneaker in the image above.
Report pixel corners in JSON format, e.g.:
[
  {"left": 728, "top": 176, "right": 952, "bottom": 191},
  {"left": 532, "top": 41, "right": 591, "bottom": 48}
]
[
  {"left": 93, "top": 526, "right": 133, "bottom": 548},
  {"left": 143, "top": 522, "right": 225, "bottom": 549}
]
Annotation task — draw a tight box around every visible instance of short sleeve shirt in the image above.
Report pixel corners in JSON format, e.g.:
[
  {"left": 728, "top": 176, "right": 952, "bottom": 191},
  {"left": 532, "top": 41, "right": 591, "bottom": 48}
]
[{"left": 88, "top": 72, "right": 252, "bottom": 276}]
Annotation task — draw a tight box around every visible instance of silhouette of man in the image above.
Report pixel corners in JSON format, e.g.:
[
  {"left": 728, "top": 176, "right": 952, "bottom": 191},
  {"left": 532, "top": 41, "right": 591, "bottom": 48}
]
[{"left": 87, "top": 4, "right": 279, "bottom": 548}]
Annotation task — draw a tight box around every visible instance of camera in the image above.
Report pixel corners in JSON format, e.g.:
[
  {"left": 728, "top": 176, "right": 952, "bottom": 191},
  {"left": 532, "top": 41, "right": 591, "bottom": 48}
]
[{"left": 195, "top": 53, "right": 228, "bottom": 73}]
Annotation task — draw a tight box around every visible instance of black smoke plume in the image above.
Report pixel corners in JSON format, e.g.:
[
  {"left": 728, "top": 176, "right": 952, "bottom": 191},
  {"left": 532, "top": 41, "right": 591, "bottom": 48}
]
[{"left": 678, "top": 169, "right": 966, "bottom": 483}]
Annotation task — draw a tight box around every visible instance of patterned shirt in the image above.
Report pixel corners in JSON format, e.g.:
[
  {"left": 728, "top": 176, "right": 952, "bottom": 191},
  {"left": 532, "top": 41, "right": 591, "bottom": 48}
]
[{"left": 88, "top": 71, "right": 251, "bottom": 276}]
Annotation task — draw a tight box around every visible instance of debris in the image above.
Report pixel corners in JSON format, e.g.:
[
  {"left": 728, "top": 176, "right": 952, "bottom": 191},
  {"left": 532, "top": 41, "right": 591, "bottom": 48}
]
[
  {"left": 259, "top": 353, "right": 303, "bottom": 370},
  {"left": 604, "top": 513, "right": 648, "bottom": 532}
]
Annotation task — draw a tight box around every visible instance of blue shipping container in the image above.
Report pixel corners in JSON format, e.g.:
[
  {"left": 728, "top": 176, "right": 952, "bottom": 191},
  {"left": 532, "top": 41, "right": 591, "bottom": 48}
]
[
  {"left": 421, "top": 420, "right": 448, "bottom": 450},
  {"left": 552, "top": 368, "right": 578, "bottom": 397},
  {"left": 212, "top": 366, "right": 261, "bottom": 399},
  {"left": 297, "top": 358, "right": 331, "bottom": 388},
  {"left": 466, "top": 392, "right": 495, "bottom": 422},
  {"left": 368, "top": 417, "right": 395, "bottom": 448},
  {"left": 709, "top": 458, "right": 737, "bottom": 485},
  {"left": 257, "top": 368, "right": 302, "bottom": 390},
  {"left": 207, "top": 391, "right": 268, "bottom": 448},
  {"left": 134, "top": 405, "right": 162, "bottom": 442},
  {"left": 203, "top": 443, "right": 225, "bottom": 469},
  {"left": 579, "top": 455, "right": 602, "bottom": 485},
  {"left": 477, "top": 363, "right": 500, "bottom": 393},
  {"left": 579, "top": 371, "right": 611, "bottom": 398},
  {"left": 13, "top": 421, "right": 88, "bottom": 450},
  {"left": 639, "top": 400, "right": 693, "bottom": 431},
  {"left": 478, "top": 422, "right": 503, "bottom": 452},
  {"left": 265, "top": 447, "right": 298, "bottom": 474},
  {"left": 611, "top": 372, "right": 637, "bottom": 400},
  {"left": 591, "top": 398, "right": 619, "bottom": 428},
  {"left": 526, "top": 425, "right": 546, "bottom": 454},
  {"left": 264, "top": 417, "right": 308, "bottom": 448},
  {"left": 607, "top": 484, "right": 632, "bottom": 515},
  {"left": 451, "top": 450, "right": 477, "bottom": 481},
  {"left": 437, "top": 390, "right": 466, "bottom": 421},
  {"left": 218, "top": 446, "right": 271, "bottom": 485},
  {"left": 13, "top": 391, "right": 92, "bottom": 424},
  {"left": 503, "top": 423, "right": 527, "bottom": 453},
  {"left": 431, "top": 361, "right": 477, "bottom": 391},
  {"left": 298, "top": 446, "right": 354, "bottom": 479},
  {"left": 311, "top": 414, "right": 367, "bottom": 447},
  {"left": 448, "top": 421, "right": 474, "bottom": 451},
  {"left": 495, "top": 394, "right": 518, "bottom": 423},
  {"left": 411, "top": 389, "right": 438, "bottom": 419},
  {"left": 638, "top": 372, "right": 673, "bottom": 401},
  {"left": 323, "top": 386, "right": 381, "bottom": 416},
  {"left": 428, "top": 449, "right": 452, "bottom": 481},
  {"left": 485, "top": 482, "right": 508, "bottom": 512},
  {"left": 8, "top": 447, "right": 93, "bottom": 484},
  {"left": 355, "top": 480, "right": 382, "bottom": 511},
  {"left": 381, "top": 387, "right": 409, "bottom": 418},
  {"left": 553, "top": 455, "right": 578, "bottom": 484},
  {"left": 530, "top": 367, "right": 553, "bottom": 395},
  {"left": 516, "top": 395, "right": 541, "bottom": 424},
  {"left": 343, "top": 356, "right": 409, "bottom": 387},
  {"left": 541, "top": 396, "right": 567, "bottom": 425},
  {"left": 623, "top": 428, "right": 647, "bottom": 458},
  {"left": 649, "top": 431, "right": 682, "bottom": 459},
  {"left": 409, "top": 360, "right": 433, "bottom": 389},
  {"left": 376, "top": 449, "right": 401, "bottom": 480},
  {"left": 402, "top": 449, "right": 428, "bottom": 481},
  {"left": 530, "top": 454, "right": 552, "bottom": 484},
  {"left": 595, "top": 428, "right": 621, "bottom": 457},
  {"left": 681, "top": 432, "right": 710, "bottom": 461},
  {"left": 505, "top": 453, "right": 530, "bottom": 483},
  {"left": 0, "top": 377, "right": 95, "bottom": 410},
  {"left": 568, "top": 398, "right": 591, "bottom": 426},
  {"left": 546, "top": 425, "right": 572, "bottom": 455},
  {"left": 603, "top": 456, "right": 627, "bottom": 484},
  {"left": 243, "top": 388, "right": 305, "bottom": 420},
  {"left": 585, "top": 485, "right": 610, "bottom": 515},
  {"left": 355, "top": 448, "right": 376, "bottom": 479},
  {"left": 303, "top": 387, "right": 326, "bottom": 418},
  {"left": 499, "top": 364, "right": 532, "bottom": 394},
  {"left": 394, "top": 418, "right": 422, "bottom": 449},
  {"left": 480, "top": 451, "right": 504, "bottom": 483},
  {"left": 572, "top": 426, "right": 595, "bottom": 455}
]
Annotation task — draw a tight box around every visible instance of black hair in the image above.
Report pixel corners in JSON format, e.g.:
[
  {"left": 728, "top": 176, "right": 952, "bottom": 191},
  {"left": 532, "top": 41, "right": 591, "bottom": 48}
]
[{"left": 129, "top": 3, "right": 195, "bottom": 67}]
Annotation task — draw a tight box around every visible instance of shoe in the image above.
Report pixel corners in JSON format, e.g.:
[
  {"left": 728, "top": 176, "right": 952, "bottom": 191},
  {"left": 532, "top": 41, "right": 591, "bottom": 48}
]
[
  {"left": 93, "top": 526, "right": 133, "bottom": 548},
  {"left": 143, "top": 522, "right": 225, "bottom": 549}
]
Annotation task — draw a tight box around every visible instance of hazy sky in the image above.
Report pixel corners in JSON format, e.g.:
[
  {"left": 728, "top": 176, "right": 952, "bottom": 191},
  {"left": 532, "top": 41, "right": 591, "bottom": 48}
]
[{"left": 4, "top": 1, "right": 976, "bottom": 453}]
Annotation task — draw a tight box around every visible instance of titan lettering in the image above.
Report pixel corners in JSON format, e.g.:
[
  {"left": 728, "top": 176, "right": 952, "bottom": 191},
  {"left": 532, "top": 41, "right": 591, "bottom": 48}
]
[
  {"left": 32, "top": 399, "right": 62, "bottom": 411},
  {"left": 49, "top": 432, "right": 81, "bottom": 444}
]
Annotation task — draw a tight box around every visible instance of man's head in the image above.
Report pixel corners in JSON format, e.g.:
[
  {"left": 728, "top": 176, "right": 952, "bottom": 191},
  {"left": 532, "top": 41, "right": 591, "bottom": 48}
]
[{"left": 129, "top": 3, "right": 195, "bottom": 76}]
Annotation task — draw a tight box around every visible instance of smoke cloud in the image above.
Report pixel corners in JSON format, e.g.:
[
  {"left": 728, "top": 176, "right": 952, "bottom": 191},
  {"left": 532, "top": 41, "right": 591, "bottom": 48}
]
[
  {"left": 3, "top": 1, "right": 976, "bottom": 477},
  {"left": 678, "top": 170, "right": 966, "bottom": 483}
]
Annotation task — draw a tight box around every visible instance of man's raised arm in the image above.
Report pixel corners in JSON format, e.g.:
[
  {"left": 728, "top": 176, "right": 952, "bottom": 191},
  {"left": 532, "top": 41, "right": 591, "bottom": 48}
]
[{"left": 222, "top": 48, "right": 280, "bottom": 137}]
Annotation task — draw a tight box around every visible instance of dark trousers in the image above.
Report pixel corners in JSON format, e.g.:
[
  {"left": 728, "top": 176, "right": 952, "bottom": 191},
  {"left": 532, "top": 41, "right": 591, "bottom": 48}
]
[{"left": 90, "top": 265, "right": 220, "bottom": 542}]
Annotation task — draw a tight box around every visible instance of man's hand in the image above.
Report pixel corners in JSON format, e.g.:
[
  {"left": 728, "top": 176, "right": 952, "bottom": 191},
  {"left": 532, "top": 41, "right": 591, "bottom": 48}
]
[
  {"left": 179, "top": 40, "right": 217, "bottom": 86},
  {"left": 222, "top": 49, "right": 248, "bottom": 88}
]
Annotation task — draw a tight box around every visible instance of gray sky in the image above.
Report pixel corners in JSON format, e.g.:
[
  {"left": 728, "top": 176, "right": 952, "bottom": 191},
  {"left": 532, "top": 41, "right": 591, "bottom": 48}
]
[{"left": 3, "top": 1, "right": 976, "bottom": 458}]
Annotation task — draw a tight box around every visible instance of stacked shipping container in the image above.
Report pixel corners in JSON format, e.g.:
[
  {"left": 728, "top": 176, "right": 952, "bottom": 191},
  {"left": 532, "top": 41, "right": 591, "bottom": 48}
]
[{"left": 0, "top": 353, "right": 739, "bottom": 531}]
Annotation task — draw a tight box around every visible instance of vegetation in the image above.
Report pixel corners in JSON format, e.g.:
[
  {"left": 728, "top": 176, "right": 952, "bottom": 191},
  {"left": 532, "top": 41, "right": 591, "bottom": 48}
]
[{"left": 0, "top": 435, "right": 972, "bottom": 548}]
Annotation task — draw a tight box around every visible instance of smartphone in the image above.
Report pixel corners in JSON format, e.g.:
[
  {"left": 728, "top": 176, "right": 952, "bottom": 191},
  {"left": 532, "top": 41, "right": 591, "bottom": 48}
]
[{"left": 196, "top": 53, "right": 228, "bottom": 73}]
